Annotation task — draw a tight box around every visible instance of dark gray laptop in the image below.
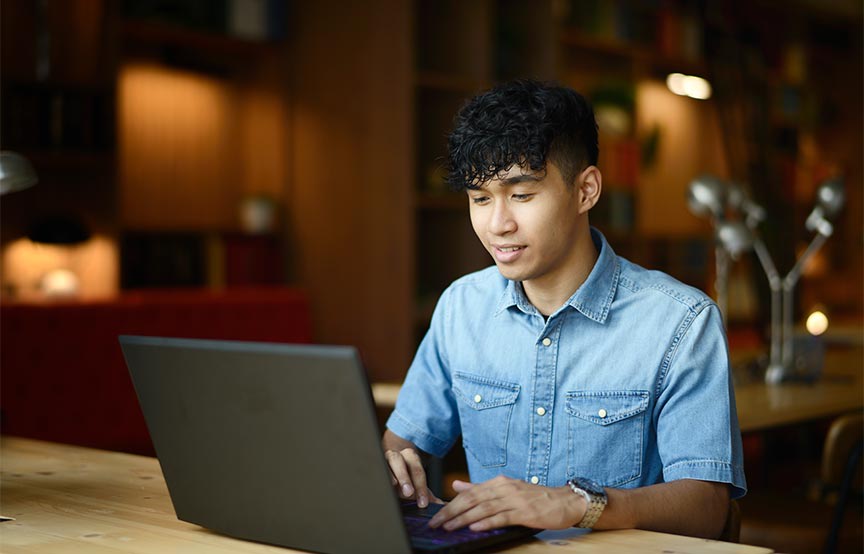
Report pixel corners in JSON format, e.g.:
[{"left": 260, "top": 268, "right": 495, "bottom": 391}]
[{"left": 120, "top": 335, "right": 536, "bottom": 554}]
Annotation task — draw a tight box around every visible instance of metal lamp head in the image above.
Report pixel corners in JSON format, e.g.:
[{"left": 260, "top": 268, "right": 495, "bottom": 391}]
[
  {"left": 687, "top": 175, "right": 726, "bottom": 219},
  {"left": 805, "top": 177, "right": 845, "bottom": 235},
  {"left": 0, "top": 151, "right": 38, "bottom": 195},
  {"left": 815, "top": 177, "right": 844, "bottom": 217},
  {"left": 716, "top": 220, "right": 754, "bottom": 259},
  {"left": 726, "top": 182, "right": 765, "bottom": 225}
]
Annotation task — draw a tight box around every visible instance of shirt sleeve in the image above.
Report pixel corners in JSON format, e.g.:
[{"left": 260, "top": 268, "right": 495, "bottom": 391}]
[
  {"left": 385, "top": 288, "right": 461, "bottom": 458},
  {"left": 655, "top": 303, "right": 748, "bottom": 499}
]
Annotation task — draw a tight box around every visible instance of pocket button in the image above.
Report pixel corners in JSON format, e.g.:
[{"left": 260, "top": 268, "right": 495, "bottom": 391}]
[{"left": 598, "top": 409, "right": 607, "bottom": 418}]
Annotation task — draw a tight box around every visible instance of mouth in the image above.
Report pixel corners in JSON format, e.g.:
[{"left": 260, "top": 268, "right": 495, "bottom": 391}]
[{"left": 491, "top": 244, "right": 526, "bottom": 263}]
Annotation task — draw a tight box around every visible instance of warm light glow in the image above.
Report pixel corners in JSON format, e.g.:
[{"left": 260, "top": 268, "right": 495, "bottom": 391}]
[
  {"left": 1, "top": 235, "right": 118, "bottom": 301},
  {"left": 806, "top": 310, "right": 829, "bottom": 336},
  {"left": 666, "top": 73, "right": 712, "bottom": 100},
  {"left": 41, "top": 269, "right": 80, "bottom": 297}
]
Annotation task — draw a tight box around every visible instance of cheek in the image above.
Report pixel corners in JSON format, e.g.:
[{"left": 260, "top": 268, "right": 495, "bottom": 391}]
[
  {"left": 533, "top": 209, "right": 567, "bottom": 250},
  {"left": 469, "top": 211, "right": 486, "bottom": 242}
]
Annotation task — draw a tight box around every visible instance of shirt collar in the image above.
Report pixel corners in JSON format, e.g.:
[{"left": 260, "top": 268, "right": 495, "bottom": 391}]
[{"left": 494, "top": 227, "right": 620, "bottom": 324}]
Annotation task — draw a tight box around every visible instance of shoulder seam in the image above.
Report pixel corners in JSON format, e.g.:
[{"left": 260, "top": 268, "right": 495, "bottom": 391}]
[
  {"left": 617, "top": 270, "right": 711, "bottom": 314},
  {"left": 654, "top": 303, "right": 714, "bottom": 397}
]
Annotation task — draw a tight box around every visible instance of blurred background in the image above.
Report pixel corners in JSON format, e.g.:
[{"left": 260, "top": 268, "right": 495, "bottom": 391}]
[{"left": 1, "top": 1, "right": 861, "bottom": 551}]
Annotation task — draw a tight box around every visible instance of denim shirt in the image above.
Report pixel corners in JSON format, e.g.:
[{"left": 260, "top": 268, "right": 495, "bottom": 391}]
[{"left": 387, "top": 228, "right": 747, "bottom": 498}]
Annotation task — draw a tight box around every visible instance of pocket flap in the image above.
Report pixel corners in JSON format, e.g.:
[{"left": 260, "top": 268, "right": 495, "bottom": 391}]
[
  {"left": 565, "top": 391, "right": 649, "bottom": 425},
  {"left": 453, "top": 372, "right": 520, "bottom": 410}
]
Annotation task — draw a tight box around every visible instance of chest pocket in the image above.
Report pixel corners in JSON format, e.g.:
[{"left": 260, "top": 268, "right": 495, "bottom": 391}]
[
  {"left": 453, "top": 372, "right": 520, "bottom": 468},
  {"left": 565, "top": 390, "right": 649, "bottom": 487}
]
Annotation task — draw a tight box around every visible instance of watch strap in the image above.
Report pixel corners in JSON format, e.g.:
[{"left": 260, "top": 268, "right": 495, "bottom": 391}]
[{"left": 566, "top": 478, "right": 607, "bottom": 528}]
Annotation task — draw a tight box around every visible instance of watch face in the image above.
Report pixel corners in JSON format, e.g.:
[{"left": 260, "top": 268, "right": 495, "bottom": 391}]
[{"left": 571, "top": 477, "right": 605, "bottom": 496}]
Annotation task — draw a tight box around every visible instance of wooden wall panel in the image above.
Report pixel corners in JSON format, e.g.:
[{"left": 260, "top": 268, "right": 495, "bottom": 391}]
[
  {"left": 118, "top": 63, "right": 240, "bottom": 230},
  {"left": 289, "top": 0, "right": 414, "bottom": 381},
  {"left": 635, "top": 81, "right": 731, "bottom": 236}
]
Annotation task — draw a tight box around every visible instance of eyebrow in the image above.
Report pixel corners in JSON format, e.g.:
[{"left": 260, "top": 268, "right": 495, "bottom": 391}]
[{"left": 499, "top": 174, "right": 542, "bottom": 186}]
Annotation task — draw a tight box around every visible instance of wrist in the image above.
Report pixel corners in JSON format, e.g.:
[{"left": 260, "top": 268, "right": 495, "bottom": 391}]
[
  {"left": 561, "top": 485, "right": 589, "bottom": 527},
  {"left": 566, "top": 478, "right": 608, "bottom": 528}
]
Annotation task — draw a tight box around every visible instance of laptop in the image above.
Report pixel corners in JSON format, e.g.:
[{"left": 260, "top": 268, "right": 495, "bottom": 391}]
[{"left": 120, "top": 335, "right": 537, "bottom": 554}]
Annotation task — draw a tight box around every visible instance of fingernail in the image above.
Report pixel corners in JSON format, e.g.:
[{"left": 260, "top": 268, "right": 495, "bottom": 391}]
[
  {"left": 418, "top": 495, "right": 428, "bottom": 508},
  {"left": 402, "top": 483, "right": 413, "bottom": 496}
]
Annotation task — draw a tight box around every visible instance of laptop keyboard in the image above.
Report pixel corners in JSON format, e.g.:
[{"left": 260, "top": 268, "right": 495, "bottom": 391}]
[{"left": 402, "top": 502, "right": 510, "bottom": 548}]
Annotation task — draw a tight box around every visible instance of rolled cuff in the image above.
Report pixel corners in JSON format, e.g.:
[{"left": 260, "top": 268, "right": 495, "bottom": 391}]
[
  {"left": 385, "top": 410, "right": 454, "bottom": 458},
  {"left": 663, "top": 459, "right": 747, "bottom": 499}
]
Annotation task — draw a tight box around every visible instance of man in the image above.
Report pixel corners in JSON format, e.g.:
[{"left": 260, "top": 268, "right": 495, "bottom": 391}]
[{"left": 382, "top": 80, "right": 746, "bottom": 539}]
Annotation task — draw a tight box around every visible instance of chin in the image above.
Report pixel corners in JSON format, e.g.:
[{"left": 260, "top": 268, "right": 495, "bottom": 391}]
[{"left": 494, "top": 263, "right": 529, "bottom": 282}]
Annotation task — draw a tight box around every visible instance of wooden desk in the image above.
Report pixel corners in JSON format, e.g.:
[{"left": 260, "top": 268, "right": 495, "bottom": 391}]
[
  {"left": 735, "top": 346, "right": 863, "bottom": 432},
  {"left": 1, "top": 438, "right": 770, "bottom": 553}
]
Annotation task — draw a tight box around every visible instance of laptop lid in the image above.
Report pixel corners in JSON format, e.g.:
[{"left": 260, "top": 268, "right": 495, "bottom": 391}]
[{"left": 120, "top": 335, "right": 413, "bottom": 554}]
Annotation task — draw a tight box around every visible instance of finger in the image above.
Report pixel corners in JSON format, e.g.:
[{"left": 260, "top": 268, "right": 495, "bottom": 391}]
[
  {"left": 442, "top": 502, "right": 512, "bottom": 532},
  {"left": 384, "top": 450, "right": 415, "bottom": 499},
  {"left": 399, "top": 449, "right": 432, "bottom": 507},
  {"left": 468, "top": 510, "right": 516, "bottom": 532},
  {"left": 451, "top": 479, "right": 474, "bottom": 493},
  {"left": 429, "top": 482, "right": 503, "bottom": 528}
]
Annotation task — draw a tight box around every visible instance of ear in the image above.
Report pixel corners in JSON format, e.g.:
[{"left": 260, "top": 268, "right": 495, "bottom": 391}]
[{"left": 576, "top": 166, "right": 602, "bottom": 214}]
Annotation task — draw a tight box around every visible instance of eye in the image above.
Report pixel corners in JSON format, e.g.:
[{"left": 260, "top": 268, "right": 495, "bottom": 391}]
[
  {"left": 471, "top": 196, "right": 490, "bottom": 205},
  {"left": 512, "top": 193, "right": 534, "bottom": 202}
]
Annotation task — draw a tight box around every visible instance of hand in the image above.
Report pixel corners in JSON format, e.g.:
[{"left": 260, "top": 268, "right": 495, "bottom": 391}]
[
  {"left": 384, "top": 447, "right": 442, "bottom": 508},
  {"left": 428, "top": 476, "right": 585, "bottom": 532}
]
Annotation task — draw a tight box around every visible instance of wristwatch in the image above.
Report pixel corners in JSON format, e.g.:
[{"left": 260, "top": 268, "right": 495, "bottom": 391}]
[{"left": 566, "top": 477, "right": 607, "bottom": 528}]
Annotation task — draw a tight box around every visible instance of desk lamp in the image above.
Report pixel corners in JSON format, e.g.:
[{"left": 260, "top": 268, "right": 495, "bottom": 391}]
[
  {"left": 0, "top": 151, "right": 38, "bottom": 195},
  {"left": 769, "top": 178, "right": 844, "bottom": 382},
  {"left": 687, "top": 176, "right": 845, "bottom": 383}
]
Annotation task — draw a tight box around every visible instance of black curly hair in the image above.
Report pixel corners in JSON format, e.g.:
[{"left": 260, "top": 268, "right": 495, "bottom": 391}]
[{"left": 446, "top": 80, "right": 599, "bottom": 191}]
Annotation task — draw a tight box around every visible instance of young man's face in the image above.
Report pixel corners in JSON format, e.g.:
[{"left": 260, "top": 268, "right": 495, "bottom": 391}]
[{"left": 467, "top": 161, "right": 593, "bottom": 288}]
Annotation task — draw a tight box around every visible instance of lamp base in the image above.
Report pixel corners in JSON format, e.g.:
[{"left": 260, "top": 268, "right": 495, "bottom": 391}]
[
  {"left": 764, "top": 363, "right": 791, "bottom": 385},
  {"left": 764, "top": 335, "right": 825, "bottom": 384}
]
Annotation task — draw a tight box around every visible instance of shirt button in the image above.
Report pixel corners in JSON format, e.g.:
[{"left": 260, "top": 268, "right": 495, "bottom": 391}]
[
  {"left": 542, "top": 337, "right": 552, "bottom": 346},
  {"left": 598, "top": 409, "right": 608, "bottom": 418},
  {"left": 474, "top": 394, "right": 482, "bottom": 403},
  {"left": 530, "top": 476, "right": 539, "bottom": 484},
  {"left": 536, "top": 407, "right": 546, "bottom": 416}
]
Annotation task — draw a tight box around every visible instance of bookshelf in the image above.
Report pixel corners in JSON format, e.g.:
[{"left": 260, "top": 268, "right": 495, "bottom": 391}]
[
  {"left": 0, "top": 0, "right": 118, "bottom": 244},
  {"left": 412, "top": 0, "right": 496, "bottom": 340}
]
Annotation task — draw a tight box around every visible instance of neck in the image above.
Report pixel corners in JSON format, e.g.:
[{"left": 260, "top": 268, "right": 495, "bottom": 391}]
[{"left": 522, "top": 226, "right": 599, "bottom": 317}]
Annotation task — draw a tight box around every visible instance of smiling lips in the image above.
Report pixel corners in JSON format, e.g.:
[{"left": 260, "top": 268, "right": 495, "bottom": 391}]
[{"left": 492, "top": 244, "right": 525, "bottom": 263}]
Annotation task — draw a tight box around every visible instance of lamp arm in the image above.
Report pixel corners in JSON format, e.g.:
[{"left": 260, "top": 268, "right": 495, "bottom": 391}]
[
  {"left": 751, "top": 237, "right": 781, "bottom": 288},
  {"left": 779, "top": 232, "right": 830, "bottom": 366},
  {"left": 783, "top": 231, "right": 829, "bottom": 290},
  {"left": 751, "top": 237, "right": 783, "bottom": 369},
  {"left": 715, "top": 245, "right": 730, "bottom": 325}
]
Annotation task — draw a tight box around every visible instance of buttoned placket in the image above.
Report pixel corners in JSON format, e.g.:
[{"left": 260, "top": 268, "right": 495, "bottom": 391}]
[{"left": 524, "top": 313, "right": 563, "bottom": 487}]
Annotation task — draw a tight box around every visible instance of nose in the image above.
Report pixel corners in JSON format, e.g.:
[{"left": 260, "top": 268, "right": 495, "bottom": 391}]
[{"left": 488, "top": 201, "right": 517, "bottom": 236}]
